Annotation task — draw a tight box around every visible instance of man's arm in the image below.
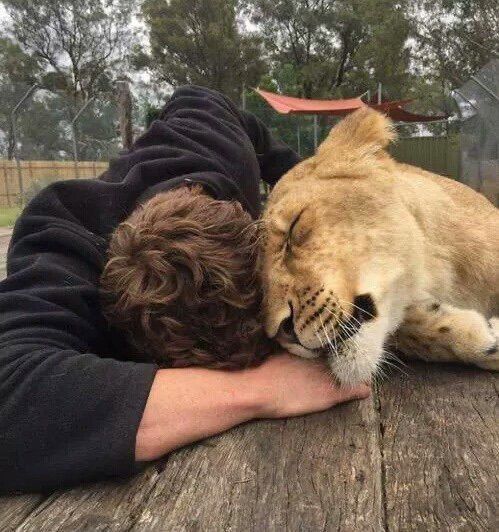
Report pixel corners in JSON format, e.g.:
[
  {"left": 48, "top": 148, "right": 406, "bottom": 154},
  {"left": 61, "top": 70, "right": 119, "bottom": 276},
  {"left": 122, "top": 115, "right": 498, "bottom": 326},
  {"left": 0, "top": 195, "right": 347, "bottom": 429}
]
[
  {"left": 0, "top": 86, "right": 307, "bottom": 494},
  {"left": 136, "top": 354, "right": 369, "bottom": 462}
]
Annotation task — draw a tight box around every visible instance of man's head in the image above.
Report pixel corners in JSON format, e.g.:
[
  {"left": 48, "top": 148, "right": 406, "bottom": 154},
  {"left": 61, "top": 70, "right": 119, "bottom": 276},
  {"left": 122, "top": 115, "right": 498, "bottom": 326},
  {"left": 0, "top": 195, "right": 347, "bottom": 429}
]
[{"left": 101, "top": 185, "right": 268, "bottom": 369}]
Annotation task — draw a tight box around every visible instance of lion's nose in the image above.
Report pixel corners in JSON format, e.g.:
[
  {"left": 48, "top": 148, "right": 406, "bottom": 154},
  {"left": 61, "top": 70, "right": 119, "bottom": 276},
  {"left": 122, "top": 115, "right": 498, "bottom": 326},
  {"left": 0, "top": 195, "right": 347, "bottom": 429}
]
[{"left": 352, "top": 294, "right": 377, "bottom": 324}]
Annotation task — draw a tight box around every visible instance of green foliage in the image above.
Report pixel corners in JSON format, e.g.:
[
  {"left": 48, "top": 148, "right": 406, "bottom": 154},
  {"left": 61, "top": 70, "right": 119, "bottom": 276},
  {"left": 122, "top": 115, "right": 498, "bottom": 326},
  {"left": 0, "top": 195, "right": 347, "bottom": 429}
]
[
  {"left": 411, "top": 0, "right": 498, "bottom": 89},
  {"left": 0, "top": 206, "right": 22, "bottom": 227},
  {"left": 0, "top": 1, "right": 130, "bottom": 159},
  {"left": 141, "top": 0, "right": 267, "bottom": 102},
  {"left": 243, "top": 0, "right": 413, "bottom": 100},
  {"left": 3, "top": 0, "right": 135, "bottom": 103},
  {"left": 143, "top": 104, "right": 162, "bottom": 128},
  {"left": 0, "top": 37, "right": 41, "bottom": 86},
  {"left": 1, "top": 0, "right": 496, "bottom": 153}
]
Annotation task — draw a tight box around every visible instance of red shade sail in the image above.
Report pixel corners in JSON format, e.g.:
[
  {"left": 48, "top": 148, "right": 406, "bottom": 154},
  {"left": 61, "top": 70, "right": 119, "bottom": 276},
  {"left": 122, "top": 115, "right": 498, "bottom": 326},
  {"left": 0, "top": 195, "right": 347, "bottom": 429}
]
[{"left": 255, "top": 88, "right": 447, "bottom": 122}]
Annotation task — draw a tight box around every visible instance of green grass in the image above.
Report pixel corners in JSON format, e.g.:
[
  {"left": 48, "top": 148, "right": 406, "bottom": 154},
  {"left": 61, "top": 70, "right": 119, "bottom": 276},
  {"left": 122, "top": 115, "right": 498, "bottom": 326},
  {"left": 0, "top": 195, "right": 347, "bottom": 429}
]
[{"left": 0, "top": 206, "right": 22, "bottom": 228}]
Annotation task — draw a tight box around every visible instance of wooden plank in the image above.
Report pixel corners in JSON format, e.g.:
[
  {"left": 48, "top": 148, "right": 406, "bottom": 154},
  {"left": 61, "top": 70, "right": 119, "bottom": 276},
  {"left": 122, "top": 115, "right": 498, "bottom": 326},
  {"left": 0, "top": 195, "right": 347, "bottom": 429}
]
[
  {"left": 0, "top": 231, "right": 11, "bottom": 280},
  {"left": 15, "top": 470, "right": 168, "bottom": 532},
  {"left": 0, "top": 495, "right": 47, "bottom": 531},
  {"left": 379, "top": 362, "right": 498, "bottom": 531},
  {"left": 16, "top": 399, "right": 382, "bottom": 531},
  {"left": 0, "top": 160, "right": 110, "bottom": 205}
]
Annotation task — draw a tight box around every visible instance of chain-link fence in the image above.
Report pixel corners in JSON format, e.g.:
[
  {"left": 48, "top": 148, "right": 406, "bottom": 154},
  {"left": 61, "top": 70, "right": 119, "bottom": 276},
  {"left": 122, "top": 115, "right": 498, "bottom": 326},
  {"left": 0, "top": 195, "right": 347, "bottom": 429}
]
[
  {"left": 453, "top": 59, "right": 499, "bottom": 206},
  {"left": 1, "top": 78, "right": 484, "bottom": 210},
  {"left": 0, "top": 82, "right": 125, "bottom": 206}
]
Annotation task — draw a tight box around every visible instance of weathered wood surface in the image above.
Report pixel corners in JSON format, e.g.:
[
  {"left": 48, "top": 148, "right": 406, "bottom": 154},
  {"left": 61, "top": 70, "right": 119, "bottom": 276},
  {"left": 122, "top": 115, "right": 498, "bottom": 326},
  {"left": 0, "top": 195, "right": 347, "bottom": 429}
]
[
  {"left": 2, "top": 363, "right": 497, "bottom": 531},
  {"left": 0, "top": 495, "right": 46, "bottom": 532},
  {"left": 0, "top": 228, "right": 12, "bottom": 279},
  {"left": 379, "top": 362, "right": 498, "bottom": 532},
  {"left": 7, "top": 400, "right": 382, "bottom": 531}
]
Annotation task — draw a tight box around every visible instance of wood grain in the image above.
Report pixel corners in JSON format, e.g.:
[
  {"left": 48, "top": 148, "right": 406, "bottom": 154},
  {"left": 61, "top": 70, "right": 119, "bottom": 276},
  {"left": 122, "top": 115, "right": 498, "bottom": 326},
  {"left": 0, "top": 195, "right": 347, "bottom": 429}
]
[
  {"left": 0, "top": 495, "right": 47, "bottom": 531},
  {"left": 379, "top": 362, "right": 499, "bottom": 531},
  {"left": 3, "top": 360, "right": 497, "bottom": 531},
  {"left": 14, "top": 399, "right": 382, "bottom": 532}
]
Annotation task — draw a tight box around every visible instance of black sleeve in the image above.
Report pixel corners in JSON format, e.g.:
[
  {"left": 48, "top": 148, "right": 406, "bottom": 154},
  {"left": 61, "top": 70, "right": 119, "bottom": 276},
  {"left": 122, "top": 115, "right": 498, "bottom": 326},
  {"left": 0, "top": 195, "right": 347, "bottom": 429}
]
[
  {"left": 239, "top": 110, "right": 301, "bottom": 186},
  {"left": 0, "top": 85, "right": 291, "bottom": 494},
  {"left": 0, "top": 205, "right": 158, "bottom": 493}
]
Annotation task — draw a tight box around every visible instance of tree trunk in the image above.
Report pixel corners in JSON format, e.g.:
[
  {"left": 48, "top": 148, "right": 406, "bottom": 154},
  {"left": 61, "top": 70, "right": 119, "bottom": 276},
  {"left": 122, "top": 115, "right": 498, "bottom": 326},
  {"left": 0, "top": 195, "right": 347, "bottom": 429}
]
[
  {"left": 117, "top": 81, "right": 133, "bottom": 150},
  {"left": 7, "top": 123, "right": 15, "bottom": 161}
]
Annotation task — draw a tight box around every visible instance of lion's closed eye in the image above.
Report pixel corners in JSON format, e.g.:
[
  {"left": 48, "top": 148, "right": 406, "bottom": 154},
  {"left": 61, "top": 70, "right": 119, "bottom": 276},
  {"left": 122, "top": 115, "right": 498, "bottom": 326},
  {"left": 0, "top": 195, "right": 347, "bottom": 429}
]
[{"left": 286, "top": 209, "right": 312, "bottom": 253}]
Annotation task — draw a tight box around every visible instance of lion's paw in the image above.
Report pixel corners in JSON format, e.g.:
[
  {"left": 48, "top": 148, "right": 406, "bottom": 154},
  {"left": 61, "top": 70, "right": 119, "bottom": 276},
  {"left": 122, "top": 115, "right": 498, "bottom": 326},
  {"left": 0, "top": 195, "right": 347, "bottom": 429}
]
[
  {"left": 396, "top": 301, "right": 499, "bottom": 370},
  {"left": 474, "top": 317, "right": 499, "bottom": 371}
]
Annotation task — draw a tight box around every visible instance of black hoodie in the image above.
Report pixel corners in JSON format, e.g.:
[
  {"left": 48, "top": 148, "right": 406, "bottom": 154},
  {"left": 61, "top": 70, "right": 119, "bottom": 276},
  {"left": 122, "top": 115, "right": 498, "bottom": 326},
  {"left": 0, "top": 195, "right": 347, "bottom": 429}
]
[{"left": 0, "top": 86, "right": 300, "bottom": 493}]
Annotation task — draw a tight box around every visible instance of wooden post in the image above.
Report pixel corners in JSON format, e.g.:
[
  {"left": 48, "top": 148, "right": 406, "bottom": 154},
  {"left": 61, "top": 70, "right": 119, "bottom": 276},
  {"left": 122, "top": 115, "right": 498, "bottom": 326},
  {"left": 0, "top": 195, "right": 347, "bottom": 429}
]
[
  {"left": 71, "top": 122, "right": 79, "bottom": 179},
  {"left": 16, "top": 159, "right": 24, "bottom": 206},
  {"left": 117, "top": 81, "right": 133, "bottom": 150}
]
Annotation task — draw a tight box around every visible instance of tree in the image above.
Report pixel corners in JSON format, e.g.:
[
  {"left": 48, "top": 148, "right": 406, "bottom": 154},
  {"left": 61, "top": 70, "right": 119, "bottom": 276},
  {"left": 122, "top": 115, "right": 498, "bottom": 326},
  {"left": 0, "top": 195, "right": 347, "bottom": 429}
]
[
  {"left": 0, "top": 36, "right": 47, "bottom": 159},
  {"left": 141, "top": 0, "right": 267, "bottom": 102},
  {"left": 0, "top": 1, "right": 134, "bottom": 160},
  {"left": 3, "top": 0, "right": 135, "bottom": 106},
  {"left": 244, "top": 0, "right": 412, "bottom": 99},
  {"left": 342, "top": 0, "right": 412, "bottom": 100},
  {"left": 412, "top": 0, "right": 499, "bottom": 90}
]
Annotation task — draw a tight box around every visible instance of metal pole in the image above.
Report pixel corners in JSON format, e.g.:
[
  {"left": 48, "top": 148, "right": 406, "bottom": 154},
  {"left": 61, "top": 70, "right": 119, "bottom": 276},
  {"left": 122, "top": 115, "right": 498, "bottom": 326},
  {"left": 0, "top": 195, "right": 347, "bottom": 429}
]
[
  {"left": 313, "top": 115, "right": 318, "bottom": 151},
  {"left": 296, "top": 121, "right": 301, "bottom": 157},
  {"left": 470, "top": 76, "right": 499, "bottom": 103},
  {"left": 10, "top": 84, "right": 38, "bottom": 205},
  {"left": 453, "top": 89, "right": 479, "bottom": 110},
  {"left": 71, "top": 97, "right": 95, "bottom": 179},
  {"left": 378, "top": 82, "right": 382, "bottom": 104},
  {"left": 359, "top": 90, "right": 370, "bottom": 102}
]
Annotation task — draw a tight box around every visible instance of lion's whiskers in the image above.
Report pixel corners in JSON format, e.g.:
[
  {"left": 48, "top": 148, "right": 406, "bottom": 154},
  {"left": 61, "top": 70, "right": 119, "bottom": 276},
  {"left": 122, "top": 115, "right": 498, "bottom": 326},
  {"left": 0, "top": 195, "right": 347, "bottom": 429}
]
[
  {"left": 319, "top": 314, "right": 337, "bottom": 357},
  {"left": 337, "top": 296, "right": 377, "bottom": 321}
]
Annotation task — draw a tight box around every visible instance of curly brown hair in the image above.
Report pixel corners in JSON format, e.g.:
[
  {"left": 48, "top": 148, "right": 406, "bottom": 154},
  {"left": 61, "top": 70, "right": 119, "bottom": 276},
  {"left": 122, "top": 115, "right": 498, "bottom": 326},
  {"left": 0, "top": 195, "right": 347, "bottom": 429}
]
[{"left": 100, "top": 185, "right": 270, "bottom": 369}]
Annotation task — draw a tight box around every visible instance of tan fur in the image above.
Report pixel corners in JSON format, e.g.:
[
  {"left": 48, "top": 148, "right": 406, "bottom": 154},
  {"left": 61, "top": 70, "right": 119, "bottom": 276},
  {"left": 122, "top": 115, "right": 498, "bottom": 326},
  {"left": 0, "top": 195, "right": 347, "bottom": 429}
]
[{"left": 261, "top": 107, "right": 499, "bottom": 386}]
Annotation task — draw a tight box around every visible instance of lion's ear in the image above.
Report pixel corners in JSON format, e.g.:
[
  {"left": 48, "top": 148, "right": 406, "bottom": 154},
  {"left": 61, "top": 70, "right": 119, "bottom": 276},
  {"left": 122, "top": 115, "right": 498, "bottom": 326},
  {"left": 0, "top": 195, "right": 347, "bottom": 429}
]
[{"left": 317, "top": 107, "right": 396, "bottom": 158}]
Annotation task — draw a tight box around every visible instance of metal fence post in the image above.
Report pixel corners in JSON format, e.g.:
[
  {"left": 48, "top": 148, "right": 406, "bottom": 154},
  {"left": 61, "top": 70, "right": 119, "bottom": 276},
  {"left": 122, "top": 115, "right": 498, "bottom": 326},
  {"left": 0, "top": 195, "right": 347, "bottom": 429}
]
[
  {"left": 313, "top": 115, "right": 318, "bottom": 150},
  {"left": 296, "top": 121, "right": 301, "bottom": 156},
  {"left": 10, "top": 84, "right": 38, "bottom": 205},
  {"left": 470, "top": 76, "right": 499, "bottom": 103}
]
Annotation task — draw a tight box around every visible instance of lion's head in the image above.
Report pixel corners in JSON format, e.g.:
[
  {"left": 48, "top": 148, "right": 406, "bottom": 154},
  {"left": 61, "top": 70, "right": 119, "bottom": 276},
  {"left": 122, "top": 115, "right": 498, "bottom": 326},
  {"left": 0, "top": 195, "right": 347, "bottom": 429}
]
[{"left": 261, "top": 107, "right": 425, "bottom": 386}]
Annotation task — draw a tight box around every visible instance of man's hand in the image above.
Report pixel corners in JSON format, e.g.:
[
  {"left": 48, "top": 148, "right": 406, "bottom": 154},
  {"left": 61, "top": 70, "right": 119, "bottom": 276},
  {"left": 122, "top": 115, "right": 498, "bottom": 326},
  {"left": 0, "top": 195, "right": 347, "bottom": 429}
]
[
  {"left": 246, "top": 352, "right": 370, "bottom": 419},
  {"left": 136, "top": 352, "right": 370, "bottom": 462}
]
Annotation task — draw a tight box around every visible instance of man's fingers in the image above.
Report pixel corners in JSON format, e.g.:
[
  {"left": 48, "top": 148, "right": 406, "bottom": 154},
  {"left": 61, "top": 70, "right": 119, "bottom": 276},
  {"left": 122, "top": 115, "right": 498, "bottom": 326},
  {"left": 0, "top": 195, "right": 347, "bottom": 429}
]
[{"left": 332, "top": 383, "right": 371, "bottom": 403}]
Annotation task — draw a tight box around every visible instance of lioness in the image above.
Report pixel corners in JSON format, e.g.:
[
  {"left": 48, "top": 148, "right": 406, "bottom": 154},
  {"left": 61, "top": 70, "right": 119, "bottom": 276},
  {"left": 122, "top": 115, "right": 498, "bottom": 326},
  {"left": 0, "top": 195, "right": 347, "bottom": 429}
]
[{"left": 261, "top": 107, "right": 499, "bottom": 386}]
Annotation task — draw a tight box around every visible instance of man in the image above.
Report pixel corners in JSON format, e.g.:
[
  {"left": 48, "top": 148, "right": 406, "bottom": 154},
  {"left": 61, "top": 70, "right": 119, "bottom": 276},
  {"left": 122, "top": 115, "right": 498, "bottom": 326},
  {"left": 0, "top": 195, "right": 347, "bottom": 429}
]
[{"left": 0, "top": 86, "right": 369, "bottom": 494}]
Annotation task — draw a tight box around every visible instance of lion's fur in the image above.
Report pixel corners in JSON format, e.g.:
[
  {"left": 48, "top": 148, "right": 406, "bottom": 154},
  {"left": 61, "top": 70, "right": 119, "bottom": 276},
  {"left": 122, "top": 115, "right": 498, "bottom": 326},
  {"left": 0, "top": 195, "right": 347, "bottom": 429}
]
[{"left": 261, "top": 107, "right": 499, "bottom": 385}]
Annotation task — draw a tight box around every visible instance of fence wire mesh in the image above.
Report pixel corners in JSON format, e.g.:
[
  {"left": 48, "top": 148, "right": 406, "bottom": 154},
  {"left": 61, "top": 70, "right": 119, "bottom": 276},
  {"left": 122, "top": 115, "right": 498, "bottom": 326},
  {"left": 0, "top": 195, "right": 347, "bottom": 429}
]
[
  {"left": 453, "top": 59, "right": 499, "bottom": 206},
  {"left": 1, "top": 74, "right": 495, "bottom": 209},
  {"left": 0, "top": 82, "right": 122, "bottom": 206}
]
